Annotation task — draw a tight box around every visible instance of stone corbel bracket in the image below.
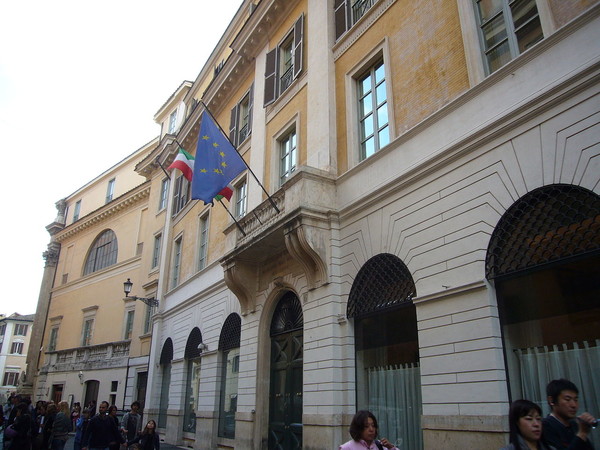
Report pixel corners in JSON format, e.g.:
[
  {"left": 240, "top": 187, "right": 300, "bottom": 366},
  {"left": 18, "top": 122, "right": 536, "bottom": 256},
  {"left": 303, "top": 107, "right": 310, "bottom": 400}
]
[
  {"left": 223, "top": 258, "right": 258, "bottom": 316},
  {"left": 284, "top": 216, "right": 329, "bottom": 290}
]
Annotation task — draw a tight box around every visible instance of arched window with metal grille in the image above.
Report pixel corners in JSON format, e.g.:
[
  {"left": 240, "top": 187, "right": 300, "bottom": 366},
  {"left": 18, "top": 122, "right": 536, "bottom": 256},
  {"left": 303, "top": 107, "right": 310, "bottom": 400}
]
[
  {"left": 83, "top": 229, "right": 118, "bottom": 275},
  {"left": 218, "top": 314, "right": 241, "bottom": 439},
  {"left": 183, "top": 328, "right": 203, "bottom": 433},
  {"left": 158, "top": 338, "right": 173, "bottom": 429}
]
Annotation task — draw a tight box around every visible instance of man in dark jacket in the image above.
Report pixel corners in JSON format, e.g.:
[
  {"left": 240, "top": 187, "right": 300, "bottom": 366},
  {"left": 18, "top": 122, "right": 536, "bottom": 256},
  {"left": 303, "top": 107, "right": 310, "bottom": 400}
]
[{"left": 81, "top": 401, "right": 124, "bottom": 450}]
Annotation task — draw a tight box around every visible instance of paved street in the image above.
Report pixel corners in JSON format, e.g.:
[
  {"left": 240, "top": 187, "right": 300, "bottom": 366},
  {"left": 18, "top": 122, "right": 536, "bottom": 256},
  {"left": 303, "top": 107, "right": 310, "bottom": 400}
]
[{"left": 61, "top": 433, "right": 189, "bottom": 450}]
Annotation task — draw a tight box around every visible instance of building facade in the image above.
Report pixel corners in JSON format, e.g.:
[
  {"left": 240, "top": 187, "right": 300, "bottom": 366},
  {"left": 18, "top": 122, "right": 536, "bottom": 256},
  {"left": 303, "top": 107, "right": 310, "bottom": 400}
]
[
  {"left": 29, "top": 139, "right": 160, "bottom": 409},
  {"left": 33, "top": 0, "right": 600, "bottom": 449},
  {"left": 0, "top": 313, "right": 34, "bottom": 402}
]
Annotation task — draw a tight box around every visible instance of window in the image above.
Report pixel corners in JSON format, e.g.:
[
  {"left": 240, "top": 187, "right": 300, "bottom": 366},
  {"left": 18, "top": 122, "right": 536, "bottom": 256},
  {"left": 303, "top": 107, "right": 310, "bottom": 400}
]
[
  {"left": 3, "top": 372, "right": 19, "bottom": 386},
  {"left": 14, "top": 324, "right": 28, "bottom": 336},
  {"left": 159, "top": 178, "right": 170, "bottom": 211},
  {"left": 358, "top": 60, "right": 389, "bottom": 161},
  {"left": 143, "top": 304, "right": 156, "bottom": 334},
  {"left": 264, "top": 15, "right": 304, "bottom": 106},
  {"left": 48, "top": 327, "right": 59, "bottom": 352},
  {"left": 172, "top": 237, "right": 182, "bottom": 288},
  {"left": 84, "top": 230, "right": 118, "bottom": 275},
  {"left": 183, "top": 328, "right": 203, "bottom": 433},
  {"left": 81, "top": 318, "right": 94, "bottom": 346},
  {"left": 279, "top": 129, "right": 297, "bottom": 186},
  {"left": 152, "top": 234, "right": 162, "bottom": 270},
  {"left": 198, "top": 214, "right": 209, "bottom": 271},
  {"left": 474, "top": 0, "right": 543, "bottom": 74},
  {"left": 218, "top": 314, "right": 241, "bottom": 439},
  {"left": 73, "top": 200, "right": 81, "bottom": 222},
  {"left": 124, "top": 310, "right": 135, "bottom": 340},
  {"left": 0, "top": 323, "right": 5, "bottom": 336},
  {"left": 235, "top": 180, "right": 247, "bottom": 219},
  {"left": 106, "top": 178, "right": 115, "bottom": 203},
  {"left": 229, "top": 85, "right": 254, "bottom": 146},
  {"left": 335, "top": 0, "right": 377, "bottom": 40},
  {"left": 10, "top": 342, "right": 24, "bottom": 354},
  {"left": 168, "top": 110, "right": 178, "bottom": 134},
  {"left": 172, "top": 174, "right": 191, "bottom": 216}
]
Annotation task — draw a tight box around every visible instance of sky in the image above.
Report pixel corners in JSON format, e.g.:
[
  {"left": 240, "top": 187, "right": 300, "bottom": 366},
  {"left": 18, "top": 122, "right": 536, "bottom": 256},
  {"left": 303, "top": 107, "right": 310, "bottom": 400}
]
[{"left": 0, "top": 0, "right": 243, "bottom": 316}]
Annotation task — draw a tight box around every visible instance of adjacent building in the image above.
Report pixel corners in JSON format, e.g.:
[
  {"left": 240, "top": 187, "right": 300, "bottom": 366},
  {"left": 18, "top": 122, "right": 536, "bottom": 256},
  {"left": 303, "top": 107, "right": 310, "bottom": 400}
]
[
  {"left": 32, "top": 0, "right": 600, "bottom": 449},
  {"left": 0, "top": 313, "right": 34, "bottom": 402}
]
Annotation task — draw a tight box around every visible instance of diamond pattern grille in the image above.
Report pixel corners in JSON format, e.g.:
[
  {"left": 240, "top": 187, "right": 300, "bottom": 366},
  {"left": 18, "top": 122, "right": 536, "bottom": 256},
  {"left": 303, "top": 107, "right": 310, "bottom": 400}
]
[
  {"left": 185, "top": 327, "right": 203, "bottom": 359},
  {"left": 159, "top": 338, "right": 173, "bottom": 365},
  {"left": 270, "top": 291, "right": 303, "bottom": 336},
  {"left": 219, "top": 313, "right": 241, "bottom": 351},
  {"left": 347, "top": 253, "right": 416, "bottom": 318},
  {"left": 486, "top": 184, "right": 600, "bottom": 279}
]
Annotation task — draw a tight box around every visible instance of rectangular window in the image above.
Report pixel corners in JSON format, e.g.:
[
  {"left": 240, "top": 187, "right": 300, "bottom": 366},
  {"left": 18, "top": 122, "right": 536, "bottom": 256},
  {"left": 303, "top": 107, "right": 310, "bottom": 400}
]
[
  {"left": 14, "top": 324, "right": 28, "bottom": 336},
  {"left": 335, "top": 0, "right": 377, "bottom": 40},
  {"left": 48, "top": 327, "right": 59, "bottom": 352},
  {"left": 172, "top": 237, "right": 182, "bottom": 288},
  {"left": 82, "top": 318, "right": 94, "bottom": 346},
  {"left": 10, "top": 342, "right": 24, "bottom": 354},
  {"left": 280, "top": 129, "right": 297, "bottom": 186},
  {"left": 229, "top": 86, "right": 254, "bottom": 146},
  {"left": 235, "top": 180, "right": 247, "bottom": 219},
  {"left": 159, "top": 178, "right": 170, "bottom": 211},
  {"left": 474, "top": 0, "right": 543, "bottom": 74},
  {"left": 73, "top": 200, "right": 81, "bottom": 222},
  {"left": 172, "top": 174, "right": 191, "bottom": 216},
  {"left": 198, "top": 215, "right": 209, "bottom": 271},
  {"left": 143, "top": 304, "right": 156, "bottom": 334},
  {"left": 218, "top": 347, "right": 240, "bottom": 438},
  {"left": 152, "top": 234, "right": 162, "bottom": 269},
  {"left": 106, "top": 178, "right": 116, "bottom": 203},
  {"left": 3, "top": 372, "right": 19, "bottom": 386},
  {"left": 264, "top": 15, "right": 304, "bottom": 106},
  {"left": 124, "top": 310, "right": 135, "bottom": 340},
  {"left": 168, "top": 110, "right": 178, "bottom": 134},
  {"left": 358, "top": 60, "right": 389, "bottom": 161},
  {"left": 0, "top": 324, "right": 6, "bottom": 336}
]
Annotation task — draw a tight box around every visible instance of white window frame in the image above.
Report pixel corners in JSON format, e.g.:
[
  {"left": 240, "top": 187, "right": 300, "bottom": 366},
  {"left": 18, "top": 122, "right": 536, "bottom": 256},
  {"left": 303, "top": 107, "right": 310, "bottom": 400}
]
[
  {"left": 197, "top": 213, "right": 209, "bottom": 271},
  {"left": 143, "top": 304, "right": 156, "bottom": 335},
  {"left": 234, "top": 178, "right": 248, "bottom": 219},
  {"left": 152, "top": 233, "right": 162, "bottom": 270},
  {"left": 106, "top": 178, "right": 116, "bottom": 203},
  {"left": 81, "top": 306, "right": 98, "bottom": 347},
  {"left": 73, "top": 200, "right": 81, "bottom": 222},
  {"left": 10, "top": 341, "right": 24, "bottom": 354},
  {"left": 168, "top": 110, "right": 178, "bottom": 134},
  {"left": 345, "top": 40, "right": 395, "bottom": 169},
  {"left": 123, "top": 308, "right": 135, "bottom": 340},
  {"left": 2, "top": 371, "right": 20, "bottom": 386},
  {"left": 14, "top": 323, "right": 28, "bottom": 336},
  {"left": 159, "top": 178, "right": 170, "bottom": 211},
  {"left": 171, "top": 235, "right": 183, "bottom": 288}
]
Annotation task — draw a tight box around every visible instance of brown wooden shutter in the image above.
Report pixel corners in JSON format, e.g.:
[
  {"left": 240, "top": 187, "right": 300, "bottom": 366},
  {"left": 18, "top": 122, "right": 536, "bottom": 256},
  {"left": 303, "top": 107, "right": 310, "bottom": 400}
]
[
  {"left": 264, "top": 48, "right": 278, "bottom": 106},
  {"left": 293, "top": 14, "right": 304, "bottom": 80},
  {"left": 247, "top": 83, "right": 254, "bottom": 135},
  {"left": 229, "top": 104, "right": 239, "bottom": 146},
  {"left": 334, "top": 0, "right": 349, "bottom": 40}
]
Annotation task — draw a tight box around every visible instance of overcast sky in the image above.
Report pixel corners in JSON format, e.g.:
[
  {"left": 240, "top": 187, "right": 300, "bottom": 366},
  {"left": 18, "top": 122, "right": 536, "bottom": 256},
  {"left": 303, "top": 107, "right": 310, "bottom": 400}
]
[{"left": 0, "top": 0, "right": 243, "bottom": 315}]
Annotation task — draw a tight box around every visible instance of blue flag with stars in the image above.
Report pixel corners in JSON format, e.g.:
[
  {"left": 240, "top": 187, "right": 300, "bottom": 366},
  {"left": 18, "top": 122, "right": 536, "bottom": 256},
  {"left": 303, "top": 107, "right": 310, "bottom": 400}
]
[{"left": 191, "top": 111, "right": 246, "bottom": 204}]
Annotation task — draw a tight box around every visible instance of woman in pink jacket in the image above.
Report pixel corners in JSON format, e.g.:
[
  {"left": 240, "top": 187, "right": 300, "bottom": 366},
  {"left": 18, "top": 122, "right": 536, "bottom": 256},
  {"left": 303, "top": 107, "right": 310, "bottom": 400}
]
[{"left": 339, "top": 410, "right": 399, "bottom": 450}]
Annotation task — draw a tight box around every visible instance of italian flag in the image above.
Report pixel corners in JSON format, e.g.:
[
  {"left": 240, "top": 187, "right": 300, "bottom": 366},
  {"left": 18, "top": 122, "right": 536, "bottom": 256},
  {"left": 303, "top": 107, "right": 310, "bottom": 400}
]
[
  {"left": 167, "top": 148, "right": 194, "bottom": 182},
  {"left": 214, "top": 185, "right": 233, "bottom": 202}
]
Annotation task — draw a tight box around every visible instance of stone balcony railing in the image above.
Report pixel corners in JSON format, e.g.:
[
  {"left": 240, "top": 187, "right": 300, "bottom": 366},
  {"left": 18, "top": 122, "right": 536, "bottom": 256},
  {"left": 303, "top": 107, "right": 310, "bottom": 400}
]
[{"left": 41, "top": 340, "right": 130, "bottom": 374}]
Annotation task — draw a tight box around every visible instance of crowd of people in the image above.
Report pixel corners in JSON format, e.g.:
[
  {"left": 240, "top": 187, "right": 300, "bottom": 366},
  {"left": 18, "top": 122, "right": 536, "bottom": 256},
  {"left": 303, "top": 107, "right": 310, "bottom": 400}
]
[{"left": 1, "top": 397, "right": 159, "bottom": 450}]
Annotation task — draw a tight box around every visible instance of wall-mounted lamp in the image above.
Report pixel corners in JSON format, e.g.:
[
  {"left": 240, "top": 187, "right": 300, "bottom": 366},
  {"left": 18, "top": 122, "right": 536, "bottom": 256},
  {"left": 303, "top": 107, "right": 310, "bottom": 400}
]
[
  {"left": 198, "top": 342, "right": 208, "bottom": 352},
  {"left": 78, "top": 371, "right": 83, "bottom": 384},
  {"left": 123, "top": 278, "right": 159, "bottom": 307}
]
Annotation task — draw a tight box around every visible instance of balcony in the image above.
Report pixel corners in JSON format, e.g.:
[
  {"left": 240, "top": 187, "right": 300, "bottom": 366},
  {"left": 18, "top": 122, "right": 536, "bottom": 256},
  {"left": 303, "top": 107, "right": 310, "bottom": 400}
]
[{"left": 41, "top": 340, "right": 130, "bottom": 374}]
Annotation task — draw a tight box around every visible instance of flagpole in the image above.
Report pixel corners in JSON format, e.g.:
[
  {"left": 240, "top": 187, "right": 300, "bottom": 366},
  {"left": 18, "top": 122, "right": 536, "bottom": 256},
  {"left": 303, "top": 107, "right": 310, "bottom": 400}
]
[
  {"left": 200, "top": 102, "right": 281, "bottom": 214},
  {"left": 218, "top": 199, "right": 246, "bottom": 236},
  {"left": 155, "top": 157, "right": 171, "bottom": 180}
]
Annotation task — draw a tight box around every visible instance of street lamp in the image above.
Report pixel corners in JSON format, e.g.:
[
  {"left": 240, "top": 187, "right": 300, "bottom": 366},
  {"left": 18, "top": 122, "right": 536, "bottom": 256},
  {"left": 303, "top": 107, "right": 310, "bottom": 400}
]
[{"left": 123, "top": 278, "right": 159, "bottom": 307}]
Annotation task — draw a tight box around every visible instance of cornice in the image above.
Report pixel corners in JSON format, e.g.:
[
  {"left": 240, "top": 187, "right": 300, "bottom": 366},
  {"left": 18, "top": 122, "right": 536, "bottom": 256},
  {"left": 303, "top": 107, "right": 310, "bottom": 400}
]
[{"left": 54, "top": 183, "right": 151, "bottom": 243}]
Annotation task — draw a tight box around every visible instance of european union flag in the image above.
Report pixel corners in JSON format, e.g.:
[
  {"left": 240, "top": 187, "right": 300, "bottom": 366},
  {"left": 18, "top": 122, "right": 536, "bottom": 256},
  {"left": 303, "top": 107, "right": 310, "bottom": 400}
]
[{"left": 191, "top": 111, "right": 246, "bottom": 204}]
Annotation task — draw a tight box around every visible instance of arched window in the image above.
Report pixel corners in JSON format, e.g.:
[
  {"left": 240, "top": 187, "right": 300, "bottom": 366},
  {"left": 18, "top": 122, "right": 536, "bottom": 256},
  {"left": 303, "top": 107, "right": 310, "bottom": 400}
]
[
  {"left": 83, "top": 230, "right": 118, "bottom": 275},
  {"left": 158, "top": 338, "right": 173, "bottom": 429},
  {"left": 183, "top": 328, "right": 203, "bottom": 433},
  {"left": 218, "top": 314, "right": 241, "bottom": 439},
  {"left": 347, "top": 253, "right": 422, "bottom": 450},
  {"left": 487, "top": 184, "right": 600, "bottom": 415}
]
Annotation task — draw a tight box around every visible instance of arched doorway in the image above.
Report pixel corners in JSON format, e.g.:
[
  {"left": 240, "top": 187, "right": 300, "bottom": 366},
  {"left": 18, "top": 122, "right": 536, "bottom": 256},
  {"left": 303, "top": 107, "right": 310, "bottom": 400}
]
[
  {"left": 183, "top": 328, "right": 203, "bottom": 433},
  {"left": 487, "top": 184, "right": 600, "bottom": 415},
  {"left": 347, "top": 253, "right": 422, "bottom": 450},
  {"left": 218, "top": 313, "right": 241, "bottom": 439},
  {"left": 83, "top": 380, "right": 99, "bottom": 411},
  {"left": 158, "top": 338, "right": 173, "bottom": 428},
  {"left": 268, "top": 291, "right": 303, "bottom": 450}
]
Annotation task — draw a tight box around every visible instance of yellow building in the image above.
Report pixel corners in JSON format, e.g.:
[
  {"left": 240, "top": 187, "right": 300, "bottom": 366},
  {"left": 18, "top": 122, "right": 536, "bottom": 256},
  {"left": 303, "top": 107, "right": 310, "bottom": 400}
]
[{"left": 0, "top": 313, "right": 34, "bottom": 402}]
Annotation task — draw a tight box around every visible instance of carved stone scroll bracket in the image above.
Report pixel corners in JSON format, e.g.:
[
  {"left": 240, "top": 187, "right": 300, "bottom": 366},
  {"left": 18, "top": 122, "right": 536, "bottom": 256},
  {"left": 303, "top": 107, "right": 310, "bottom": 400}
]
[
  {"left": 223, "top": 259, "right": 258, "bottom": 316},
  {"left": 284, "top": 218, "right": 328, "bottom": 290}
]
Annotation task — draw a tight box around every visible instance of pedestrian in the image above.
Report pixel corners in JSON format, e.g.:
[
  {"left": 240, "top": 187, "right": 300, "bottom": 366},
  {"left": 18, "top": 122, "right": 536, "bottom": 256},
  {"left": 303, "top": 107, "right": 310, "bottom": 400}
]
[
  {"left": 81, "top": 401, "right": 124, "bottom": 450},
  {"left": 501, "top": 399, "right": 554, "bottom": 450},
  {"left": 50, "top": 401, "right": 72, "bottom": 450},
  {"left": 121, "top": 401, "right": 143, "bottom": 446},
  {"left": 7, "top": 402, "right": 32, "bottom": 450},
  {"left": 73, "top": 408, "right": 91, "bottom": 450},
  {"left": 339, "top": 410, "right": 399, "bottom": 450},
  {"left": 127, "top": 420, "right": 159, "bottom": 450}
]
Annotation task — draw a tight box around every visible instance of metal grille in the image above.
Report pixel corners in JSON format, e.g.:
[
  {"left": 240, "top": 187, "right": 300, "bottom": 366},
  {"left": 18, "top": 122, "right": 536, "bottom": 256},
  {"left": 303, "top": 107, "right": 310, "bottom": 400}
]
[
  {"left": 347, "top": 253, "right": 416, "bottom": 318},
  {"left": 270, "top": 291, "right": 303, "bottom": 336},
  {"left": 486, "top": 184, "right": 600, "bottom": 279},
  {"left": 185, "top": 327, "right": 203, "bottom": 359},
  {"left": 219, "top": 313, "right": 241, "bottom": 351},
  {"left": 159, "top": 338, "right": 173, "bottom": 365}
]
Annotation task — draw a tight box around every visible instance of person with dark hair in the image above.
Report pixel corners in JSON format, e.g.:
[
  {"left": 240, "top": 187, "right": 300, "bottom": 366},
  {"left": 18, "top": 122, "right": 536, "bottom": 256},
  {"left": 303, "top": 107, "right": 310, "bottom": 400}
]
[
  {"left": 542, "top": 379, "right": 596, "bottom": 449},
  {"left": 339, "top": 410, "right": 398, "bottom": 450},
  {"left": 73, "top": 408, "right": 91, "bottom": 450},
  {"left": 7, "top": 402, "right": 32, "bottom": 450},
  {"left": 127, "top": 420, "right": 159, "bottom": 450},
  {"left": 121, "top": 401, "right": 142, "bottom": 446},
  {"left": 81, "top": 401, "right": 124, "bottom": 450},
  {"left": 501, "top": 399, "right": 554, "bottom": 450}
]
